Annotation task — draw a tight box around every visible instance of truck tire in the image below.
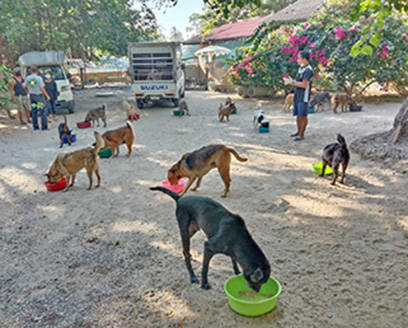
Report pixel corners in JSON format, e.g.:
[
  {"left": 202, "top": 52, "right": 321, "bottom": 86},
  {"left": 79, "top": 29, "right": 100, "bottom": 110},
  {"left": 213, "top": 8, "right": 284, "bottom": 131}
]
[
  {"left": 136, "top": 99, "right": 144, "bottom": 109},
  {"left": 68, "top": 100, "right": 75, "bottom": 113},
  {"left": 172, "top": 98, "right": 179, "bottom": 107},
  {"left": 180, "top": 88, "right": 185, "bottom": 98}
]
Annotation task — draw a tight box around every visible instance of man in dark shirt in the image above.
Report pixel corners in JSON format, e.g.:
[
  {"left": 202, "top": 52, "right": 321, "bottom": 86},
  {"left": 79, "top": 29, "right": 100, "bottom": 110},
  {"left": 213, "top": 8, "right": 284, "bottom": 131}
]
[{"left": 284, "top": 51, "right": 313, "bottom": 141}]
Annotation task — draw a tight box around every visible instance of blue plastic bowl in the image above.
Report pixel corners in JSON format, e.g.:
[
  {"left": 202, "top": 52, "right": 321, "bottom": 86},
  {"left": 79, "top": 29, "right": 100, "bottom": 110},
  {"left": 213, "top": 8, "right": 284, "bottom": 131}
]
[
  {"left": 259, "top": 126, "right": 270, "bottom": 133},
  {"left": 307, "top": 106, "right": 315, "bottom": 114},
  {"left": 62, "top": 134, "right": 76, "bottom": 143}
]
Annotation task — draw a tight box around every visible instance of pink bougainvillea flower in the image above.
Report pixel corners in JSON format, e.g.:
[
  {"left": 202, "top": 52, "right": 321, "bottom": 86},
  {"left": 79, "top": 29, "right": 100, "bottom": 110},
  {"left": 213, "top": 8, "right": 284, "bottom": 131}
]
[
  {"left": 403, "top": 36, "right": 407, "bottom": 41},
  {"left": 349, "top": 28, "right": 357, "bottom": 33},
  {"left": 268, "top": 45, "right": 272, "bottom": 50},
  {"left": 260, "top": 66, "right": 265, "bottom": 72},
  {"left": 280, "top": 45, "right": 287, "bottom": 54},
  {"left": 336, "top": 28, "right": 346, "bottom": 40},
  {"left": 364, "top": 18, "right": 369, "bottom": 23},
  {"left": 309, "top": 42, "right": 316, "bottom": 48},
  {"left": 380, "top": 44, "right": 388, "bottom": 58},
  {"left": 316, "top": 73, "right": 321, "bottom": 79},
  {"left": 384, "top": 88, "right": 389, "bottom": 92},
  {"left": 302, "top": 23, "right": 309, "bottom": 29},
  {"left": 246, "top": 66, "right": 254, "bottom": 74}
]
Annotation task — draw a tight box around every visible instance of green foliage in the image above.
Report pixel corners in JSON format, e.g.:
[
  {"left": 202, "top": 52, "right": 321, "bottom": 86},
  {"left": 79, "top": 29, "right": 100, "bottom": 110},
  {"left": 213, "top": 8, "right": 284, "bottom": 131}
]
[
  {"left": 0, "top": 65, "right": 13, "bottom": 109},
  {"left": 228, "top": 4, "right": 408, "bottom": 95},
  {"left": 0, "top": 0, "right": 162, "bottom": 62}
]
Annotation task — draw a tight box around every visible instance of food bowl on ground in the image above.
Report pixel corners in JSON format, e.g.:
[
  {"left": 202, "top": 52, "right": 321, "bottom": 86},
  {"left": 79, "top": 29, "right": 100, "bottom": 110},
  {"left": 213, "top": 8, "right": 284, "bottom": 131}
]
[
  {"left": 98, "top": 147, "right": 112, "bottom": 158},
  {"left": 224, "top": 274, "right": 281, "bottom": 317},
  {"left": 349, "top": 105, "right": 363, "bottom": 112},
  {"left": 76, "top": 121, "right": 91, "bottom": 129},
  {"left": 259, "top": 126, "right": 270, "bottom": 133},
  {"left": 312, "top": 161, "right": 333, "bottom": 175},
  {"left": 231, "top": 106, "right": 237, "bottom": 114},
  {"left": 307, "top": 106, "right": 315, "bottom": 114},
  {"left": 128, "top": 114, "right": 140, "bottom": 121},
  {"left": 173, "top": 110, "right": 185, "bottom": 116},
  {"left": 62, "top": 134, "right": 76, "bottom": 144},
  {"left": 161, "top": 179, "right": 185, "bottom": 194},
  {"left": 44, "top": 177, "right": 67, "bottom": 191}
]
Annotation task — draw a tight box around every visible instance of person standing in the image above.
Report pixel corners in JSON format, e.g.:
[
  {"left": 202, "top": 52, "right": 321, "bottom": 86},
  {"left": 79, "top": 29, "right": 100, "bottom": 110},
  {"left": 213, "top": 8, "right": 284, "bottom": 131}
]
[
  {"left": 284, "top": 51, "right": 314, "bottom": 141},
  {"left": 44, "top": 71, "right": 58, "bottom": 121},
  {"left": 23, "top": 66, "right": 50, "bottom": 130},
  {"left": 9, "top": 69, "right": 31, "bottom": 125}
]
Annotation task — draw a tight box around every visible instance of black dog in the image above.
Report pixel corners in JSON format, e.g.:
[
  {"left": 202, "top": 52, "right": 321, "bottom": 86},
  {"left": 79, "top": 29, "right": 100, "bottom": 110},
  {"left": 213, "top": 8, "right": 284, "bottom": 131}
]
[
  {"left": 150, "top": 186, "right": 271, "bottom": 291},
  {"left": 58, "top": 115, "right": 72, "bottom": 148},
  {"left": 309, "top": 92, "right": 331, "bottom": 112},
  {"left": 321, "top": 134, "right": 350, "bottom": 185}
]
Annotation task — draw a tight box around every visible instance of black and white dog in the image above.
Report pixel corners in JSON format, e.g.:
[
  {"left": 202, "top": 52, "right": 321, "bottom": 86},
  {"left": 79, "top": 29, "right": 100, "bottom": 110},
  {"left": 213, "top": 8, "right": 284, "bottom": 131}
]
[
  {"left": 309, "top": 92, "right": 331, "bottom": 112},
  {"left": 253, "top": 106, "right": 269, "bottom": 128}
]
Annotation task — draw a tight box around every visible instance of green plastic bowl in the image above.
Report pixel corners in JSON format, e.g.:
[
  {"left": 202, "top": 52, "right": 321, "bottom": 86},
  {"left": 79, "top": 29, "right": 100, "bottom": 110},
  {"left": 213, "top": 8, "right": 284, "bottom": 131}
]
[
  {"left": 312, "top": 161, "right": 333, "bottom": 175},
  {"left": 231, "top": 107, "right": 237, "bottom": 114},
  {"left": 98, "top": 147, "right": 112, "bottom": 158},
  {"left": 224, "top": 274, "right": 281, "bottom": 317},
  {"left": 173, "top": 110, "right": 185, "bottom": 116}
]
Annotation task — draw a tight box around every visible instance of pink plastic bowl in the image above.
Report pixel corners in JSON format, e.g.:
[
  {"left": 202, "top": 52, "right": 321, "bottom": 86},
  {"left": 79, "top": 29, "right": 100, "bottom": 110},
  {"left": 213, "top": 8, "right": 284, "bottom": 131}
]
[
  {"left": 76, "top": 121, "right": 91, "bottom": 129},
  {"left": 45, "top": 177, "right": 67, "bottom": 191},
  {"left": 161, "top": 179, "right": 185, "bottom": 194}
]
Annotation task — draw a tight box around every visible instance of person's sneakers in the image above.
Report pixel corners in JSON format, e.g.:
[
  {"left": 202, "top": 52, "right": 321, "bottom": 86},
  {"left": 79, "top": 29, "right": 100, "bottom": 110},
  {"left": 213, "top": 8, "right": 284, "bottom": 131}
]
[
  {"left": 20, "top": 121, "right": 27, "bottom": 125},
  {"left": 290, "top": 132, "right": 299, "bottom": 137},
  {"left": 294, "top": 136, "right": 304, "bottom": 141}
]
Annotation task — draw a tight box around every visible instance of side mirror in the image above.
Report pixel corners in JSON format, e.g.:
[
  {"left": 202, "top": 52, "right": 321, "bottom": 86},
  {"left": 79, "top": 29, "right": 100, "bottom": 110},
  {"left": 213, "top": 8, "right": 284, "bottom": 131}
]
[{"left": 66, "top": 72, "right": 72, "bottom": 79}]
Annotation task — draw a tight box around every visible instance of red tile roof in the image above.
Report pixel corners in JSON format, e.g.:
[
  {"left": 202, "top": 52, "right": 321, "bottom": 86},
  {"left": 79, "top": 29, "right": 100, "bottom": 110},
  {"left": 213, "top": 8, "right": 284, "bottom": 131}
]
[{"left": 184, "top": 16, "right": 268, "bottom": 44}]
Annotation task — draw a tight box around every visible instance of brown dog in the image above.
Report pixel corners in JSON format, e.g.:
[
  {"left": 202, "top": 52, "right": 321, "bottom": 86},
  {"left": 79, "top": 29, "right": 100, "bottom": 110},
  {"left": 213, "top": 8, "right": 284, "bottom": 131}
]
[
  {"left": 218, "top": 103, "right": 235, "bottom": 122},
  {"left": 332, "top": 93, "right": 356, "bottom": 113},
  {"left": 168, "top": 144, "right": 248, "bottom": 197},
  {"left": 99, "top": 121, "right": 135, "bottom": 157},
  {"left": 284, "top": 93, "right": 294, "bottom": 111},
  {"left": 45, "top": 131, "right": 105, "bottom": 190},
  {"left": 179, "top": 100, "right": 191, "bottom": 117}
]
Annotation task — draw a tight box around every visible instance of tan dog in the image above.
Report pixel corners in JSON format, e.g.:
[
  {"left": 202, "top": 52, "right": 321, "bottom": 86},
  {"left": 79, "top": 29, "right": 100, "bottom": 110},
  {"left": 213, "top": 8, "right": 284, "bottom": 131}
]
[
  {"left": 45, "top": 131, "right": 104, "bottom": 190},
  {"left": 168, "top": 144, "right": 248, "bottom": 197},
  {"left": 99, "top": 121, "right": 135, "bottom": 157},
  {"left": 218, "top": 103, "right": 235, "bottom": 122},
  {"left": 284, "top": 93, "right": 294, "bottom": 111},
  {"left": 122, "top": 100, "right": 138, "bottom": 117},
  {"left": 332, "top": 93, "right": 356, "bottom": 113},
  {"left": 179, "top": 100, "right": 191, "bottom": 116},
  {"left": 85, "top": 104, "right": 107, "bottom": 127}
]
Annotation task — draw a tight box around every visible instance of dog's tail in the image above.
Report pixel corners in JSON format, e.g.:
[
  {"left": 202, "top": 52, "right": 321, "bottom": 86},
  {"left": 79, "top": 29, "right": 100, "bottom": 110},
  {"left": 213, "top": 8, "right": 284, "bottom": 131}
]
[
  {"left": 63, "top": 115, "right": 68, "bottom": 130},
  {"left": 93, "top": 131, "right": 105, "bottom": 153},
  {"left": 337, "top": 134, "right": 347, "bottom": 147},
  {"left": 150, "top": 186, "right": 180, "bottom": 202},
  {"left": 126, "top": 120, "right": 135, "bottom": 139},
  {"left": 227, "top": 148, "right": 248, "bottom": 162}
]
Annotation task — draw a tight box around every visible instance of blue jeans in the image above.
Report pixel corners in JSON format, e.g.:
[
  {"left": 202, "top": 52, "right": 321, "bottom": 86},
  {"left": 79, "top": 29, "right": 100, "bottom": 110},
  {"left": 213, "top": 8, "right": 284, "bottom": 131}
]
[
  {"left": 30, "top": 94, "right": 48, "bottom": 130},
  {"left": 293, "top": 101, "right": 308, "bottom": 117},
  {"left": 47, "top": 99, "right": 56, "bottom": 115}
]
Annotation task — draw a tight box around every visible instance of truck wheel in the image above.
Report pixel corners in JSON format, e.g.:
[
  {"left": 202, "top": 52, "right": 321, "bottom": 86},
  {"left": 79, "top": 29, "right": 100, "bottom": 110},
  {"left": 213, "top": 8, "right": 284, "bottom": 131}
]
[
  {"left": 68, "top": 101, "right": 75, "bottom": 113},
  {"left": 180, "top": 89, "right": 185, "bottom": 98},
  {"left": 172, "top": 98, "right": 179, "bottom": 107},
  {"left": 136, "top": 99, "right": 144, "bottom": 109}
]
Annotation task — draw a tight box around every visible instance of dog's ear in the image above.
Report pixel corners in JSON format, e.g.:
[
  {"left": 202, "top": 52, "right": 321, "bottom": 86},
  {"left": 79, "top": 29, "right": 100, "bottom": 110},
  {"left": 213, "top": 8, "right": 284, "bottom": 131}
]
[{"left": 249, "top": 268, "right": 264, "bottom": 283}]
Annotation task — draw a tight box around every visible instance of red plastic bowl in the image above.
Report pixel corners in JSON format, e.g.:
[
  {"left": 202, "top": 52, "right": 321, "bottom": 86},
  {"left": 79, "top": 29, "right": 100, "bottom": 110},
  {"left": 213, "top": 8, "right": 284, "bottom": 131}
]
[
  {"left": 128, "top": 114, "right": 140, "bottom": 121},
  {"left": 76, "top": 121, "right": 91, "bottom": 129},
  {"left": 161, "top": 179, "right": 185, "bottom": 194},
  {"left": 45, "top": 177, "right": 67, "bottom": 191}
]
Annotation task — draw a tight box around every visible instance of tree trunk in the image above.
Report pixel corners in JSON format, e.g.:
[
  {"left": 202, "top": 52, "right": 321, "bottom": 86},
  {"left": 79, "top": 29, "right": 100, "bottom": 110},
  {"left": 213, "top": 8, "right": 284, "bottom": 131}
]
[{"left": 389, "top": 98, "right": 408, "bottom": 144}]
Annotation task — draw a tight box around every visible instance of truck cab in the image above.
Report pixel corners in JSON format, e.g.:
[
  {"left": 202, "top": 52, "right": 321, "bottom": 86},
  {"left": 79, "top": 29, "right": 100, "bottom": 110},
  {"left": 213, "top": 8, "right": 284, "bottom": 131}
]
[
  {"left": 18, "top": 51, "right": 75, "bottom": 113},
  {"left": 128, "top": 42, "right": 185, "bottom": 109}
]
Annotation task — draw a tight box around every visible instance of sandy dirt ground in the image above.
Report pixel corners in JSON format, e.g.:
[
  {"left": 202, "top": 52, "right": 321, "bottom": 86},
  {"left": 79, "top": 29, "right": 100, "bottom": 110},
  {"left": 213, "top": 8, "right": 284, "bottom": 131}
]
[{"left": 0, "top": 88, "right": 407, "bottom": 328}]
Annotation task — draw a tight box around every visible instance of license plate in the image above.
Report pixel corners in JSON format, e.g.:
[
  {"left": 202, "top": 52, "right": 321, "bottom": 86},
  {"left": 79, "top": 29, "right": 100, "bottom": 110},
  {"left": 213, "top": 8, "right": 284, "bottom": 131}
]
[{"left": 151, "top": 96, "right": 160, "bottom": 100}]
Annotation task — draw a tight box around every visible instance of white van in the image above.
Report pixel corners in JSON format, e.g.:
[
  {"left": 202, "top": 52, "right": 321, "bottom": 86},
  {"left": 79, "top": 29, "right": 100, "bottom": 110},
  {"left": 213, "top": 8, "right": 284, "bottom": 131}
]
[
  {"left": 18, "top": 51, "right": 75, "bottom": 113},
  {"left": 128, "top": 42, "right": 185, "bottom": 109}
]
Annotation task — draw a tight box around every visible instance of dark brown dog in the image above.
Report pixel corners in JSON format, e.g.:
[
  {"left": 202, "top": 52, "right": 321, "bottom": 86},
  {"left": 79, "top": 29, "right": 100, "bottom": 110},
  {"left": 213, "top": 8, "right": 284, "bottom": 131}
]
[
  {"left": 321, "top": 134, "right": 350, "bottom": 185},
  {"left": 218, "top": 103, "right": 235, "bottom": 122},
  {"left": 45, "top": 131, "right": 104, "bottom": 190},
  {"left": 168, "top": 144, "right": 248, "bottom": 197},
  {"left": 98, "top": 121, "right": 135, "bottom": 157},
  {"left": 332, "top": 93, "right": 356, "bottom": 113}
]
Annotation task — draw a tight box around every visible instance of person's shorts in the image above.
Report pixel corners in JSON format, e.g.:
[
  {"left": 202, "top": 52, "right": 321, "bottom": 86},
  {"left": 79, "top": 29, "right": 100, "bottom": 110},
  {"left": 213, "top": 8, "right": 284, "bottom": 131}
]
[
  {"left": 13, "top": 95, "right": 30, "bottom": 112},
  {"left": 293, "top": 101, "right": 308, "bottom": 117}
]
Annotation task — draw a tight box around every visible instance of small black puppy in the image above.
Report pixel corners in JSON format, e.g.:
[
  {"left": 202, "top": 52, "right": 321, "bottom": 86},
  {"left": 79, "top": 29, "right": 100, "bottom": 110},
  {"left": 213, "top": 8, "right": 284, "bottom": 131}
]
[
  {"left": 150, "top": 187, "right": 271, "bottom": 292},
  {"left": 309, "top": 92, "right": 331, "bottom": 112},
  {"left": 58, "top": 115, "right": 72, "bottom": 148},
  {"left": 321, "top": 134, "right": 350, "bottom": 185}
]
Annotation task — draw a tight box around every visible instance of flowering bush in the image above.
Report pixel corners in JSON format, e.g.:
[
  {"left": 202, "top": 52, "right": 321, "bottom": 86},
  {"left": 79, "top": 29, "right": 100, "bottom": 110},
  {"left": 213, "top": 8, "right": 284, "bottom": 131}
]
[{"left": 227, "top": 4, "right": 408, "bottom": 95}]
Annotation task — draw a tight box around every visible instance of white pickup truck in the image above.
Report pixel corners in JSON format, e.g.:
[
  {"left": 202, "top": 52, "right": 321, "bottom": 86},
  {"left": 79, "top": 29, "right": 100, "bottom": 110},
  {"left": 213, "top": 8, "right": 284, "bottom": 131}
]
[
  {"left": 18, "top": 51, "right": 75, "bottom": 113},
  {"left": 128, "top": 42, "right": 185, "bottom": 109}
]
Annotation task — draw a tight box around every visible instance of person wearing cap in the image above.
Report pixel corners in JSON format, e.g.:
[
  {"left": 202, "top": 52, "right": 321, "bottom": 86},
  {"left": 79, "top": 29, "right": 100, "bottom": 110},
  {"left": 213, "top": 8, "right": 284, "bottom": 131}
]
[{"left": 23, "top": 66, "right": 50, "bottom": 130}]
